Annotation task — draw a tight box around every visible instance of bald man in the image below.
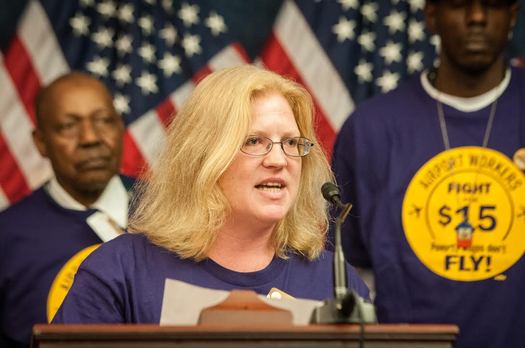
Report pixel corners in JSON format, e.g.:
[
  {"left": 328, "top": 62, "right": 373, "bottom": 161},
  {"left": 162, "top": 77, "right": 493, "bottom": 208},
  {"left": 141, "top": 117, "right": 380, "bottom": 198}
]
[{"left": 0, "top": 72, "right": 135, "bottom": 347}]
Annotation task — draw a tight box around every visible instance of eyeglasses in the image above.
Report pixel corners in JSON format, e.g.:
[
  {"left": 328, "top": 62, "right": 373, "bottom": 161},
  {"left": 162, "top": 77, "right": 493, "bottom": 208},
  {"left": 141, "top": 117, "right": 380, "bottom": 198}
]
[{"left": 240, "top": 135, "right": 314, "bottom": 157}]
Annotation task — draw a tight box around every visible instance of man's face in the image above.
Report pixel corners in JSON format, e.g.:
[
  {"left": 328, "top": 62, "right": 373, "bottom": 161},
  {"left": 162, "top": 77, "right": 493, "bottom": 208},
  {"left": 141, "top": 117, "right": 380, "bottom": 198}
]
[
  {"left": 33, "top": 77, "right": 124, "bottom": 205},
  {"left": 426, "top": 0, "right": 518, "bottom": 73}
]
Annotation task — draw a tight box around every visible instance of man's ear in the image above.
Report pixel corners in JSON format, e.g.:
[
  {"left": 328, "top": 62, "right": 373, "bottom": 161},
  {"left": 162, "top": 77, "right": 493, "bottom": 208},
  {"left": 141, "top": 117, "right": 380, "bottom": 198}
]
[
  {"left": 32, "top": 128, "right": 49, "bottom": 158},
  {"left": 424, "top": 1, "right": 438, "bottom": 35},
  {"left": 509, "top": 2, "right": 519, "bottom": 30}
]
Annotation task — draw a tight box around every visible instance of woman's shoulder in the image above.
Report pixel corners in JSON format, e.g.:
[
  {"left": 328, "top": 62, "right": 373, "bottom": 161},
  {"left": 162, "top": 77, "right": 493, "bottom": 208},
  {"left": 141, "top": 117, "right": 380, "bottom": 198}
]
[
  {"left": 95, "top": 232, "right": 150, "bottom": 253},
  {"left": 80, "top": 233, "right": 162, "bottom": 271}
]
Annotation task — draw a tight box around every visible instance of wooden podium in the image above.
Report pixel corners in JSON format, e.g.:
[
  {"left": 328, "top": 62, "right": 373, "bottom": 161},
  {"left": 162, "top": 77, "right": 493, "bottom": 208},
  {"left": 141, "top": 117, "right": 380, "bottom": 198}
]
[
  {"left": 32, "top": 323, "right": 458, "bottom": 348},
  {"left": 34, "top": 291, "right": 457, "bottom": 347}
]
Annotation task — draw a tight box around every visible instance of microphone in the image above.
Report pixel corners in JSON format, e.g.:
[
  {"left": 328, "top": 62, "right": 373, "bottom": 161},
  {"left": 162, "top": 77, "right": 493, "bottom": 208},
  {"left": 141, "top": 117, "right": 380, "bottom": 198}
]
[
  {"left": 321, "top": 182, "right": 344, "bottom": 208},
  {"left": 310, "top": 182, "right": 376, "bottom": 325}
]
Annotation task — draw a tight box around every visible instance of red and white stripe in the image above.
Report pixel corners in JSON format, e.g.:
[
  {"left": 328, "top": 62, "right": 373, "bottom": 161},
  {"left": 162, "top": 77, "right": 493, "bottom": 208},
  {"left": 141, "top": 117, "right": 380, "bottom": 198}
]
[
  {"left": 0, "top": 0, "right": 67, "bottom": 210},
  {"left": 125, "top": 44, "right": 248, "bottom": 176},
  {"left": 259, "top": 0, "right": 354, "bottom": 157}
]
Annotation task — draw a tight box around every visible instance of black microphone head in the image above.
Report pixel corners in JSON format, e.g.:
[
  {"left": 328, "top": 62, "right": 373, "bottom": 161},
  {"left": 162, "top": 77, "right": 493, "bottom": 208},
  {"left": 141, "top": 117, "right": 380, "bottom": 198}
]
[{"left": 321, "top": 182, "right": 341, "bottom": 205}]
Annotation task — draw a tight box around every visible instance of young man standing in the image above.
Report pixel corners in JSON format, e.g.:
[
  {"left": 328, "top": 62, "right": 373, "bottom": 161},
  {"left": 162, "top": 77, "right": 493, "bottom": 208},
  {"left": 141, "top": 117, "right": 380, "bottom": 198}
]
[{"left": 333, "top": 1, "right": 523, "bottom": 347}]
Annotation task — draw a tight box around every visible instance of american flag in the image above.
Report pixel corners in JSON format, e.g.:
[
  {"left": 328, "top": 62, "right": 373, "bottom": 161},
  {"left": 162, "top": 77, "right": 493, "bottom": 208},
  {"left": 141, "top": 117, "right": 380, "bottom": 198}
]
[
  {"left": 0, "top": 0, "right": 439, "bottom": 210},
  {"left": 260, "top": 0, "right": 436, "bottom": 155}
]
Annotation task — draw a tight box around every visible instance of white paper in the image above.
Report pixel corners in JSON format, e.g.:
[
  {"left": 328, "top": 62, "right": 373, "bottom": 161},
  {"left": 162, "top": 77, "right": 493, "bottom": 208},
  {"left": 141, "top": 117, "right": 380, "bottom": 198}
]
[{"left": 159, "top": 279, "right": 322, "bottom": 325}]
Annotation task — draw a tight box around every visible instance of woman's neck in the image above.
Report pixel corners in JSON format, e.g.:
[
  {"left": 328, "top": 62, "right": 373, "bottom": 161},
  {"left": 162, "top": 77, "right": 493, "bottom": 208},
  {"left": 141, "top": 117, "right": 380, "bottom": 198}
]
[{"left": 207, "top": 221, "right": 275, "bottom": 272}]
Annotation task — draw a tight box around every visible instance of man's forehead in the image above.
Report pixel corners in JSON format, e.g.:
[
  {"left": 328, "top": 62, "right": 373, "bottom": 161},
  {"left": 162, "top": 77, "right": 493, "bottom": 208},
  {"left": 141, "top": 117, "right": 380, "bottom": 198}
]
[
  {"left": 41, "top": 80, "right": 114, "bottom": 116},
  {"left": 51, "top": 76, "right": 106, "bottom": 93},
  {"left": 47, "top": 79, "right": 113, "bottom": 106}
]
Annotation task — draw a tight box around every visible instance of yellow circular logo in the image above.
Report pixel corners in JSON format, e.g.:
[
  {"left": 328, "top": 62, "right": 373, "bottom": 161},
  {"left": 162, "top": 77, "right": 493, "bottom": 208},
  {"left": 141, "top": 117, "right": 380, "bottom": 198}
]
[
  {"left": 402, "top": 147, "right": 525, "bottom": 281},
  {"left": 46, "top": 244, "right": 100, "bottom": 322}
]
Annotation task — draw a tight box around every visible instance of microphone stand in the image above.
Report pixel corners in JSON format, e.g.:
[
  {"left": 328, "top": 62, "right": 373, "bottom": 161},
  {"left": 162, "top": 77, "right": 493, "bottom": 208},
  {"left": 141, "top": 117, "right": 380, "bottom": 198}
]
[
  {"left": 334, "top": 202, "right": 353, "bottom": 301},
  {"left": 310, "top": 202, "right": 361, "bottom": 324}
]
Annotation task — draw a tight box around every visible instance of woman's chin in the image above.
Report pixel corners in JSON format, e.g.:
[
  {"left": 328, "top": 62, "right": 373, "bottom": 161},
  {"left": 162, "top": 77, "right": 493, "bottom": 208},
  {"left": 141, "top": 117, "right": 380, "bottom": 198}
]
[{"left": 256, "top": 208, "right": 289, "bottom": 225}]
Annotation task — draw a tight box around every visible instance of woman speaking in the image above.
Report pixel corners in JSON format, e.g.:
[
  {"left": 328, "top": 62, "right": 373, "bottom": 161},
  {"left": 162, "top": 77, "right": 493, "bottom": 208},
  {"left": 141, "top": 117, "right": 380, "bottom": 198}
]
[{"left": 53, "top": 65, "right": 368, "bottom": 323}]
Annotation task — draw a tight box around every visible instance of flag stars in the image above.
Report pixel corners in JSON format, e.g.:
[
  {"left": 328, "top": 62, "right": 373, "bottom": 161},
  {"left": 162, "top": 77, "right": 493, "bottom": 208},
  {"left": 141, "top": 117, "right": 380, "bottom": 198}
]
[
  {"left": 384, "top": 10, "right": 405, "bottom": 34},
  {"left": 178, "top": 3, "right": 200, "bottom": 27},
  {"left": 333, "top": 17, "right": 355, "bottom": 42},
  {"left": 431, "top": 34, "right": 441, "bottom": 53},
  {"left": 139, "top": 16, "right": 154, "bottom": 35},
  {"left": 92, "top": 28, "right": 114, "bottom": 49},
  {"left": 136, "top": 72, "right": 158, "bottom": 94},
  {"left": 96, "top": 0, "right": 116, "bottom": 18},
  {"left": 139, "top": 43, "right": 156, "bottom": 63},
  {"left": 70, "top": 13, "right": 90, "bottom": 36},
  {"left": 338, "top": 0, "right": 359, "bottom": 10},
  {"left": 376, "top": 71, "right": 400, "bottom": 93},
  {"left": 80, "top": 0, "right": 94, "bottom": 7},
  {"left": 407, "top": 51, "right": 424, "bottom": 74},
  {"left": 116, "top": 34, "right": 133, "bottom": 55},
  {"left": 409, "top": 0, "right": 426, "bottom": 12},
  {"left": 358, "top": 31, "right": 375, "bottom": 51},
  {"left": 114, "top": 94, "right": 130, "bottom": 115},
  {"left": 159, "top": 53, "right": 182, "bottom": 77},
  {"left": 408, "top": 20, "right": 425, "bottom": 43},
  {"left": 380, "top": 41, "right": 402, "bottom": 65},
  {"left": 112, "top": 64, "right": 132, "bottom": 86},
  {"left": 162, "top": 0, "right": 174, "bottom": 13},
  {"left": 182, "top": 33, "right": 201, "bottom": 57},
  {"left": 86, "top": 56, "right": 109, "bottom": 77},
  {"left": 160, "top": 25, "right": 177, "bottom": 46},
  {"left": 361, "top": 3, "right": 378, "bottom": 23},
  {"left": 355, "top": 60, "right": 373, "bottom": 82},
  {"left": 205, "top": 12, "right": 227, "bottom": 36},
  {"left": 118, "top": 3, "right": 134, "bottom": 23}
]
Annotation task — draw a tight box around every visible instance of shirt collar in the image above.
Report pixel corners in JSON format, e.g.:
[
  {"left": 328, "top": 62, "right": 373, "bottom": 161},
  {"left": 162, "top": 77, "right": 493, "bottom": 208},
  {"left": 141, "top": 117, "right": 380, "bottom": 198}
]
[
  {"left": 420, "top": 68, "right": 511, "bottom": 112},
  {"left": 45, "top": 175, "right": 129, "bottom": 228}
]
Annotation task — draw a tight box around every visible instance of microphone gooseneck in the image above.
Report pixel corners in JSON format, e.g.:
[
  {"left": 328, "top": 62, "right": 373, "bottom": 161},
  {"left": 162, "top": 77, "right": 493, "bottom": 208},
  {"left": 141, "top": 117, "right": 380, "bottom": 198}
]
[
  {"left": 310, "top": 182, "right": 376, "bottom": 326},
  {"left": 321, "top": 182, "right": 352, "bottom": 300}
]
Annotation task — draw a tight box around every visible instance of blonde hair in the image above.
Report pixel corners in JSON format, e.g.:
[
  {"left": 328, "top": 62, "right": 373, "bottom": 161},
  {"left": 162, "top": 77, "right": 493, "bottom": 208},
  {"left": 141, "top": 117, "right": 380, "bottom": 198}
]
[{"left": 129, "top": 65, "right": 333, "bottom": 260}]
